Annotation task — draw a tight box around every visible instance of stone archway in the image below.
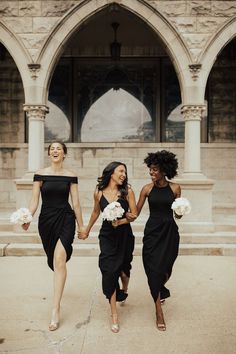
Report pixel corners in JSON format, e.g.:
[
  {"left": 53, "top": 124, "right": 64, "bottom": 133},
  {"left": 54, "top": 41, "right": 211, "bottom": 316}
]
[
  {"left": 0, "top": 21, "right": 31, "bottom": 96},
  {"left": 42, "top": 1, "right": 186, "bottom": 143},
  {"left": 35, "top": 0, "right": 191, "bottom": 105},
  {"left": 201, "top": 17, "right": 236, "bottom": 102}
]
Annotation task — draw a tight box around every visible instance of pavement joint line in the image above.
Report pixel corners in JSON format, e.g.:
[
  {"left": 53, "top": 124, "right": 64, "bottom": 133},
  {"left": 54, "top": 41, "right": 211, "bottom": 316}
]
[
  {"left": 79, "top": 273, "right": 100, "bottom": 354},
  {"left": 0, "top": 276, "right": 101, "bottom": 354}
]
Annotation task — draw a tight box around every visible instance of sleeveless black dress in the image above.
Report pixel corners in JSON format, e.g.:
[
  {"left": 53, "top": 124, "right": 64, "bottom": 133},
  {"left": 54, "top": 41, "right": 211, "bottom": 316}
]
[
  {"left": 143, "top": 183, "right": 179, "bottom": 302},
  {"left": 99, "top": 195, "right": 135, "bottom": 301},
  {"left": 33, "top": 174, "right": 77, "bottom": 271}
]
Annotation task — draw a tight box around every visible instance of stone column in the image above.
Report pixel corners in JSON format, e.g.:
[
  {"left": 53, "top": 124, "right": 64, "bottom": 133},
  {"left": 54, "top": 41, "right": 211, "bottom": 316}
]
[
  {"left": 181, "top": 105, "right": 206, "bottom": 179},
  {"left": 174, "top": 104, "right": 215, "bottom": 232},
  {"left": 23, "top": 104, "right": 49, "bottom": 173},
  {"left": 14, "top": 105, "right": 48, "bottom": 232}
]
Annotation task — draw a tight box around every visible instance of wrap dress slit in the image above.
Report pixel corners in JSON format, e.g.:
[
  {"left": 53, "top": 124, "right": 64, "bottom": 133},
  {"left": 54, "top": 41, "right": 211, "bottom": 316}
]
[
  {"left": 98, "top": 194, "right": 135, "bottom": 301},
  {"left": 142, "top": 183, "right": 180, "bottom": 302},
  {"left": 33, "top": 174, "right": 77, "bottom": 271}
]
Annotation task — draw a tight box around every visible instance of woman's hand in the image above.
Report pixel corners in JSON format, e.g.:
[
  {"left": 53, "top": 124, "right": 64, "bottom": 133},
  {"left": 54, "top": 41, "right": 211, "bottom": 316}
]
[
  {"left": 78, "top": 226, "right": 89, "bottom": 240},
  {"left": 22, "top": 222, "right": 30, "bottom": 231},
  {"left": 174, "top": 211, "right": 182, "bottom": 219},
  {"left": 125, "top": 212, "right": 137, "bottom": 222},
  {"left": 112, "top": 220, "right": 120, "bottom": 228}
]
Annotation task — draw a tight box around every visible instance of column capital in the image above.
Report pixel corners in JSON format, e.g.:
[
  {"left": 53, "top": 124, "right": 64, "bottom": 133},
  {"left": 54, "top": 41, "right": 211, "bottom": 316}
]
[
  {"left": 181, "top": 105, "right": 206, "bottom": 121},
  {"left": 23, "top": 104, "right": 49, "bottom": 121}
]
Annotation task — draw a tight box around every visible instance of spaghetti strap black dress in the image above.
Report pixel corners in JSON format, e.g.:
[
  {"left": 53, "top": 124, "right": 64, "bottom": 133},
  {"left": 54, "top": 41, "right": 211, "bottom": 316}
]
[
  {"left": 98, "top": 195, "right": 135, "bottom": 302},
  {"left": 143, "top": 183, "right": 179, "bottom": 302},
  {"left": 33, "top": 174, "right": 77, "bottom": 271}
]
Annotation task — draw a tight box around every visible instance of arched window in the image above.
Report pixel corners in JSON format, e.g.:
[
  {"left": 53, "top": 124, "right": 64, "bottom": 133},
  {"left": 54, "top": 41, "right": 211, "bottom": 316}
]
[
  {"left": 206, "top": 38, "right": 236, "bottom": 142},
  {"left": 0, "top": 43, "right": 24, "bottom": 143},
  {"left": 47, "top": 5, "right": 182, "bottom": 143},
  {"left": 81, "top": 88, "right": 153, "bottom": 142}
]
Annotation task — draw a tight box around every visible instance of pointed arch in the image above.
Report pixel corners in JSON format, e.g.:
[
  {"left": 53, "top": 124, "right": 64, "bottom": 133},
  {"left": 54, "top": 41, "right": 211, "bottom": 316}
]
[
  {"left": 0, "top": 21, "right": 31, "bottom": 96},
  {"left": 201, "top": 17, "right": 236, "bottom": 100},
  {"left": 36, "top": 0, "right": 191, "bottom": 103}
]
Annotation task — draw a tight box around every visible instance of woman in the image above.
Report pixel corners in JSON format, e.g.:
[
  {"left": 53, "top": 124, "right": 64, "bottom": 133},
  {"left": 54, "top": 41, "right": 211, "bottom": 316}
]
[
  {"left": 80, "top": 161, "right": 137, "bottom": 333},
  {"left": 22, "top": 141, "right": 86, "bottom": 331},
  {"left": 133, "top": 150, "right": 181, "bottom": 331}
]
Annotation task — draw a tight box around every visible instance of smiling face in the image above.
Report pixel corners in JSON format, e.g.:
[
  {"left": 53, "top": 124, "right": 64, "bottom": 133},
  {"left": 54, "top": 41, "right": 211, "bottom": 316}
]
[
  {"left": 111, "top": 164, "right": 127, "bottom": 185},
  {"left": 48, "top": 142, "right": 66, "bottom": 163},
  {"left": 149, "top": 164, "right": 165, "bottom": 183}
]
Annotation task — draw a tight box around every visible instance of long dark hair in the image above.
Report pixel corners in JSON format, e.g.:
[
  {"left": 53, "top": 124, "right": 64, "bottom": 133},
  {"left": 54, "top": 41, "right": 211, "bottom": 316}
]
[{"left": 97, "top": 161, "right": 128, "bottom": 199}]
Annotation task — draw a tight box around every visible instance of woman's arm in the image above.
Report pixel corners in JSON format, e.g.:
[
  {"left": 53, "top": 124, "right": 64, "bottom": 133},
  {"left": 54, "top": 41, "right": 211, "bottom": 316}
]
[
  {"left": 125, "top": 184, "right": 150, "bottom": 221},
  {"left": 171, "top": 183, "right": 182, "bottom": 219},
  {"left": 83, "top": 190, "right": 101, "bottom": 235},
  {"left": 112, "top": 188, "right": 137, "bottom": 227},
  {"left": 22, "top": 181, "right": 41, "bottom": 230},
  {"left": 136, "top": 185, "right": 150, "bottom": 215},
  {"left": 70, "top": 182, "right": 84, "bottom": 230}
]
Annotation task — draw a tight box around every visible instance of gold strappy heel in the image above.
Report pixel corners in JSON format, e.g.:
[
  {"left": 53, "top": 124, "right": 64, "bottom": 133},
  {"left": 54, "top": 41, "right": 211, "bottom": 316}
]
[
  {"left": 156, "top": 312, "right": 166, "bottom": 331},
  {"left": 111, "top": 314, "right": 120, "bottom": 333},
  {"left": 49, "top": 321, "right": 59, "bottom": 331}
]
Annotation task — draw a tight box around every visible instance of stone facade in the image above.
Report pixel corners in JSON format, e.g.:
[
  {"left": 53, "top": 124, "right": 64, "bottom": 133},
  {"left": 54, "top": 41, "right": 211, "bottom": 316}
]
[
  {"left": 0, "top": 0, "right": 236, "bottom": 226},
  {"left": 1, "top": 143, "right": 235, "bottom": 214},
  {"left": 1, "top": 1, "right": 235, "bottom": 62}
]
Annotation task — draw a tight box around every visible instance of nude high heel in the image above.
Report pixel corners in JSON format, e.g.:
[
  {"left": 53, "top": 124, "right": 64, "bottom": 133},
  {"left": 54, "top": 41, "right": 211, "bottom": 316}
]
[{"left": 111, "top": 314, "right": 120, "bottom": 333}]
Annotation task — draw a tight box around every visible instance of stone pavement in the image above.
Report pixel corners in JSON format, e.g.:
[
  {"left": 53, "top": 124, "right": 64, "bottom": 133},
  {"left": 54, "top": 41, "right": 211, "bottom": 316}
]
[{"left": 0, "top": 255, "right": 236, "bottom": 354}]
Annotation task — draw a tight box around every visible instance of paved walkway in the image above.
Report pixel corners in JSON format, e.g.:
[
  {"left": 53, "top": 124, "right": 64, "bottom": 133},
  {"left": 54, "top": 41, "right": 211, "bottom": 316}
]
[{"left": 0, "top": 255, "right": 236, "bottom": 354}]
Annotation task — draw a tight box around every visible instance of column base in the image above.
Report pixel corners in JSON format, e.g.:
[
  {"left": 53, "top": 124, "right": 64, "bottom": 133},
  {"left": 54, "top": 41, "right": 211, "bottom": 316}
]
[
  {"left": 173, "top": 176, "right": 215, "bottom": 232},
  {"left": 181, "top": 172, "right": 208, "bottom": 180},
  {"left": 14, "top": 177, "right": 39, "bottom": 233}
]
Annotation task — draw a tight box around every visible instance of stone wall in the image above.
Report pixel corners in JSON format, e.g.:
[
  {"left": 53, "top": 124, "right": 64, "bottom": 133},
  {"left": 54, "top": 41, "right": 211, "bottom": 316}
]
[
  {"left": 1, "top": 143, "right": 236, "bottom": 212},
  {"left": 0, "top": 144, "right": 28, "bottom": 209},
  {"left": 0, "top": 1, "right": 236, "bottom": 61},
  {"left": 0, "top": 52, "right": 25, "bottom": 143}
]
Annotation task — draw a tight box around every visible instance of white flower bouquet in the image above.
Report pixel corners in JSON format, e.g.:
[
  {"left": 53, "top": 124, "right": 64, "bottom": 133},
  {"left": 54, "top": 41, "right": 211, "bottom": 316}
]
[
  {"left": 171, "top": 197, "right": 191, "bottom": 216},
  {"left": 10, "top": 208, "right": 33, "bottom": 225},
  {"left": 101, "top": 201, "right": 125, "bottom": 222}
]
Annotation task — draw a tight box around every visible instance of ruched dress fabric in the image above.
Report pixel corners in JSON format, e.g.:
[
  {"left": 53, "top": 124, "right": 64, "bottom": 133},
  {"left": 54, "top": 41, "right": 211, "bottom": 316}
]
[
  {"left": 143, "top": 183, "right": 179, "bottom": 302},
  {"left": 99, "top": 195, "right": 135, "bottom": 301},
  {"left": 33, "top": 174, "right": 77, "bottom": 271}
]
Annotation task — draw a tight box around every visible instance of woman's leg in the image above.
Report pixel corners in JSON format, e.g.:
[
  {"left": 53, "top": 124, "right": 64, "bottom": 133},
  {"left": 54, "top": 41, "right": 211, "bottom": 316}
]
[
  {"left": 120, "top": 271, "right": 129, "bottom": 293},
  {"left": 49, "top": 239, "right": 67, "bottom": 330},
  {"left": 110, "top": 291, "right": 119, "bottom": 333},
  {"left": 155, "top": 293, "right": 166, "bottom": 331}
]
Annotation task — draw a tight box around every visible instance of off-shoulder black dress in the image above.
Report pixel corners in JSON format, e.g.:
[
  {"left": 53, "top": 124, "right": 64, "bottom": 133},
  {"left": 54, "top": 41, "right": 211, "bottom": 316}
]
[
  {"left": 33, "top": 174, "right": 77, "bottom": 270},
  {"left": 99, "top": 195, "right": 135, "bottom": 301},
  {"left": 143, "top": 183, "right": 179, "bottom": 302}
]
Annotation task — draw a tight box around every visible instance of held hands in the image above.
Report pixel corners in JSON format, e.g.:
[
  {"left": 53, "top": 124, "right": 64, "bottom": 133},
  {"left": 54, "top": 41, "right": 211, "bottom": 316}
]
[
  {"left": 77, "top": 226, "right": 89, "bottom": 240},
  {"left": 125, "top": 212, "right": 137, "bottom": 222},
  {"left": 112, "top": 219, "right": 120, "bottom": 228}
]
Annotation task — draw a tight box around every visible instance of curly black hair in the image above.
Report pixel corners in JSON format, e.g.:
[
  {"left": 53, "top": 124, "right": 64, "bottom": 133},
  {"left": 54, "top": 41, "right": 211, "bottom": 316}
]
[
  {"left": 97, "top": 161, "right": 128, "bottom": 199},
  {"left": 144, "top": 150, "right": 178, "bottom": 179}
]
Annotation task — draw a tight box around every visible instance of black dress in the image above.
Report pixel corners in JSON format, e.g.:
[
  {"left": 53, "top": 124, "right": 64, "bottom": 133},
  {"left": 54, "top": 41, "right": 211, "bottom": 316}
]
[
  {"left": 143, "top": 183, "right": 179, "bottom": 302},
  {"left": 99, "top": 195, "right": 135, "bottom": 301},
  {"left": 33, "top": 174, "right": 77, "bottom": 271}
]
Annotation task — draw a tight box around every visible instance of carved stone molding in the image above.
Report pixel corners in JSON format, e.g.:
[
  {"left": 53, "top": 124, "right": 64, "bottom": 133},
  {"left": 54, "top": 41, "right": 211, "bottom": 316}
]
[
  {"left": 28, "top": 63, "right": 41, "bottom": 79},
  {"left": 189, "top": 64, "right": 202, "bottom": 81},
  {"left": 181, "top": 105, "right": 206, "bottom": 121},
  {"left": 23, "top": 104, "right": 49, "bottom": 121}
]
